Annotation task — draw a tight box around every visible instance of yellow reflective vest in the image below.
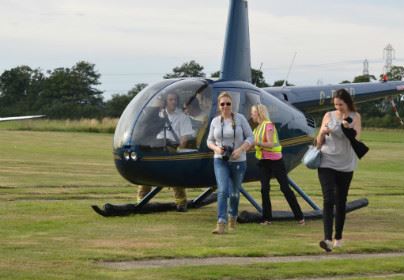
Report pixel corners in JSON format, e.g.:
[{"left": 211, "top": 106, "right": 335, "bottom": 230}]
[{"left": 253, "top": 120, "right": 282, "bottom": 160}]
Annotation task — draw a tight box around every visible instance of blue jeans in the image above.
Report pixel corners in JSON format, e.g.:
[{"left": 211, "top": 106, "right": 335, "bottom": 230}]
[{"left": 213, "top": 159, "right": 247, "bottom": 223}]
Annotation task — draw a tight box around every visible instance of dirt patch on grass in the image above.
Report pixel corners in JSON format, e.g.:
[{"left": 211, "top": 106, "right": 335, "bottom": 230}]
[
  {"left": 88, "top": 239, "right": 166, "bottom": 250},
  {"left": 101, "top": 252, "right": 404, "bottom": 269}
]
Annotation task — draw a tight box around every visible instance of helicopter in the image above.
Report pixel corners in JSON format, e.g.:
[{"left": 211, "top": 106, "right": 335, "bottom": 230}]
[{"left": 92, "top": 0, "right": 404, "bottom": 221}]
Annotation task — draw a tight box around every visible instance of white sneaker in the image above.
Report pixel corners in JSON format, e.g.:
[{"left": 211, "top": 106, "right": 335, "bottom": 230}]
[
  {"left": 333, "top": 239, "right": 343, "bottom": 248},
  {"left": 319, "top": 240, "right": 333, "bottom": 252}
]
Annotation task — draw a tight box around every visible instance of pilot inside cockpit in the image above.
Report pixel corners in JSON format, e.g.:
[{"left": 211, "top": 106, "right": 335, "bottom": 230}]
[
  {"left": 182, "top": 95, "right": 209, "bottom": 147},
  {"left": 131, "top": 80, "right": 212, "bottom": 152},
  {"left": 183, "top": 97, "right": 206, "bottom": 127},
  {"left": 156, "top": 92, "right": 194, "bottom": 150}
]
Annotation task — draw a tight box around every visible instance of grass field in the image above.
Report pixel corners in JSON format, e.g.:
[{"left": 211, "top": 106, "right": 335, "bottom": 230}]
[
  {"left": 1, "top": 127, "right": 404, "bottom": 279},
  {"left": 0, "top": 118, "right": 118, "bottom": 134}
]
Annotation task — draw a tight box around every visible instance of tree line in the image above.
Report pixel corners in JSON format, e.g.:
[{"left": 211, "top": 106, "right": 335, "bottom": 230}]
[
  {"left": 1, "top": 60, "right": 403, "bottom": 127},
  {"left": 0, "top": 62, "right": 104, "bottom": 119}
]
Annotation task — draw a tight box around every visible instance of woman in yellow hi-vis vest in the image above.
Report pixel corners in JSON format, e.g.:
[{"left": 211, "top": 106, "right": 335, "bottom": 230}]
[{"left": 251, "top": 104, "right": 305, "bottom": 225}]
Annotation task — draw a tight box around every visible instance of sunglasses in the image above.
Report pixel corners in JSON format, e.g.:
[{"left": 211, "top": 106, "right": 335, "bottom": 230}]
[{"left": 220, "top": 102, "right": 232, "bottom": 107}]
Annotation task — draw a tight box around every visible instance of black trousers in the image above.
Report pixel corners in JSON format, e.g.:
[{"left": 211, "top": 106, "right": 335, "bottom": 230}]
[
  {"left": 258, "top": 159, "right": 304, "bottom": 221},
  {"left": 318, "top": 168, "right": 353, "bottom": 240}
]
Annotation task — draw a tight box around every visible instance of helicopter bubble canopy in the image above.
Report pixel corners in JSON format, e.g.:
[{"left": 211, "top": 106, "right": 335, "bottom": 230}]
[{"left": 113, "top": 78, "right": 212, "bottom": 153}]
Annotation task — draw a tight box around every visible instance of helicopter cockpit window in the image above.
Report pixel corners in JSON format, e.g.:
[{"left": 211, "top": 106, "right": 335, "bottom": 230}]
[
  {"left": 132, "top": 79, "right": 212, "bottom": 153},
  {"left": 242, "top": 91, "right": 260, "bottom": 129},
  {"left": 113, "top": 80, "right": 175, "bottom": 149}
]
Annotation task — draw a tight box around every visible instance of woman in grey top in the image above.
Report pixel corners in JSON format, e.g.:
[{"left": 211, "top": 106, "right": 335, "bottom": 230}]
[
  {"left": 316, "top": 89, "right": 362, "bottom": 252},
  {"left": 207, "top": 92, "right": 254, "bottom": 234}
]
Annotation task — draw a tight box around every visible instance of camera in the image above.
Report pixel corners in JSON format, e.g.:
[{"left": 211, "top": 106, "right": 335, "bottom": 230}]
[{"left": 222, "top": 145, "right": 234, "bottom": 161}]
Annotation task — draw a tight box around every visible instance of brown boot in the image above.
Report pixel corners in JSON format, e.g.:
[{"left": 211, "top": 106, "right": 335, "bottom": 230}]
[
  {"left": 228, "top": 216, "right": 237, "bottom": 231},
  {"left": 212, "top": 222, "right": 225, "bottom": 234}
]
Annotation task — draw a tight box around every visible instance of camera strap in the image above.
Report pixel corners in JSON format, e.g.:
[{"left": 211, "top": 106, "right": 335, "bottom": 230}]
[{"left": 220, "top": 113, "right": 236, "bottom": 149}]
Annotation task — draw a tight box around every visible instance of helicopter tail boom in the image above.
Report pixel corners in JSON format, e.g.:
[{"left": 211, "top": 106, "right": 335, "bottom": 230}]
[{"left": 265, "top": 81, "right": 404, "bottom": 114}]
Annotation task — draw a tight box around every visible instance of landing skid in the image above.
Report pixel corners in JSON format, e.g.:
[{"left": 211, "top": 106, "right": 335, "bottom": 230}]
[
  {"left": 238, "top": 199, "right": 368, "bottom": 223},
  {"left": 92, "top": 177, "right": 369, "bottom": 220},
  {"left": 92, "top": 187, "right": 216, "bottom": 217},
  {"left": 237, "top": 176, "right": 369, "bottom": 223}
]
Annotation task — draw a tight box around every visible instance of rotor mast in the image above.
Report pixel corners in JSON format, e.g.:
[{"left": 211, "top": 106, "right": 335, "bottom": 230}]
[{"left": 220, "top": 0, "right": 251, "bottom": 82}]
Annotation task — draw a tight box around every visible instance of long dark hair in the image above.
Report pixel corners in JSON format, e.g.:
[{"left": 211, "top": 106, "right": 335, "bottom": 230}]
[{"left": 334, "top": 89, "right": 356, "bottom": 112}]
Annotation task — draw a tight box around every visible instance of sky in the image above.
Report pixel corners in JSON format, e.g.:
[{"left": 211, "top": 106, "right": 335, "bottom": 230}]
[{"left": 2, "top": 0, "right": 404, "bottom": 100}]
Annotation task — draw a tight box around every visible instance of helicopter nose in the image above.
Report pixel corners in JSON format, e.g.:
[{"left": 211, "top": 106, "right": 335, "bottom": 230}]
[
  {"left": 114, "top": 144, "right": 139, "bottom": 162},
  {"left": 122, "top": 149, "right": 138, "bottom": 161}
]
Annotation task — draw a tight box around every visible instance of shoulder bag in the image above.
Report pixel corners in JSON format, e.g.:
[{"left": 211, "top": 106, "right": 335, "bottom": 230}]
[{"left": 302, "top": 145, "right": 321, "bottom": 169}]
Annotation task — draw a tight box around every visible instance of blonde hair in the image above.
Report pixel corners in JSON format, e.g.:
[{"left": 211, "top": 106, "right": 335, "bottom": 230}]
[
  {"left": 217, "top": 91, "right": 233, "bottom": 103},
  {"left": 252, "top": 104, "right": 269, "bottom": 122}
]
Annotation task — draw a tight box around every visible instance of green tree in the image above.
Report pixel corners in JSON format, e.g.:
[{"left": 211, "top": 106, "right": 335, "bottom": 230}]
[
  {"left": 40, "top": 61, "right": 104, "bottom": 119},
  {"left": 164, "top": 60, "right": 205, "bottom": 78},
  {"left": 210, "top": 68, "right": 269, "bottom": 87},
  {"left": 352, "top": 74, "right": 375, "bottom": 83},
  {"left": 272, "top": 80, "right": 294, "bottom": 87},
  {"left": 210, "top": 71, "right": 220, "bottom": 78},
  {"left": 384, "top": 65, "right": 404, "bottom": 81},
  {"left": 251, "top": 68, "right": 269, "bottom": 87},
  {"left": 105, "top": 83, "right": 148, "bottom": 117},
  {"left": 0, "top": 66, "right": 45, "bottom": 116}
]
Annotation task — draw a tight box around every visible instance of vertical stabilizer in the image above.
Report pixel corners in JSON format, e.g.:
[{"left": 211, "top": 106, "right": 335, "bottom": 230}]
[{"left": 220, "top": 0, "right": 251, "bottom": 82}]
